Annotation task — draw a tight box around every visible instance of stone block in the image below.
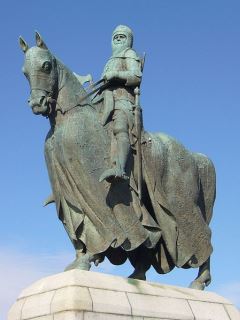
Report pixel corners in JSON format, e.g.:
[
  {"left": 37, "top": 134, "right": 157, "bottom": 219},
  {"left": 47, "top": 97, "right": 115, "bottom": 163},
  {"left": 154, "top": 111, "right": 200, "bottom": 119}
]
[
  {"left": 89, "top": 288, "right": 131, "bottom": 315},
  {"left": 8, "top": 298, "right": 26, "bottom": 320},
  {"left": 135, "top": 281, "right": 230, "bottom": 304},
  {"left": 127, "top": 292, "right": 194, "bottom": 319},
  {"left": 188, "top": 300, "right": 230, "bottom": 320},
  {"left": 184, "top": 287, "right": 231, "bottom": 304},
  {"left": 28, "top": 316, "right": 53, "bottom": 320},
  {"left": 54, "top": 311, "right": 84, "bottom": 319},
  {"left": 8, "top": 270, "right": 240, "bottom": 320},
  {"left": 19, "top": 272, "right": 74, "bottom": 298},
  {"left": 21, "top": 291, "right": 55, "bottom": 319},
  {"left": 51, "top": 286, "right": 92, "bottom": 313},
  {"left": 224, "top": 304, "right": 240, "bottom": 320},
  {"left": 83, "top": 312, "right": 143, "bottom": 319},
  {"left": 17, "top": 270, "right": 231, "bottom": 306}
]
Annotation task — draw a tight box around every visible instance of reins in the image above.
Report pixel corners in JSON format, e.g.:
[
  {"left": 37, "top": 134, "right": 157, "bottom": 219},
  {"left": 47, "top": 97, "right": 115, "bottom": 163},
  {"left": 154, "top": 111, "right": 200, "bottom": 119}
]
[{"left": 47, "top": 78, "right": 110, "bottom": 115}]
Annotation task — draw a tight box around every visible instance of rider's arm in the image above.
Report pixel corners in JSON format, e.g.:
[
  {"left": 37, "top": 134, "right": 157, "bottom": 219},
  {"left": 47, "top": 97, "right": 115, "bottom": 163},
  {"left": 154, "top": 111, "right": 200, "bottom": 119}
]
[{"left": 105, "top": 50, "right": 142, "bottom": 87}]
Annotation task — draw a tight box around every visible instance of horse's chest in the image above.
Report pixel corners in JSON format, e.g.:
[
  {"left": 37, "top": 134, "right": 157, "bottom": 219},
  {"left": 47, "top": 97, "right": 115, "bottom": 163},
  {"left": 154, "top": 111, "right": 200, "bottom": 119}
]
[{"left": 45, "top": 112, "right": 110, "bottom": 177}]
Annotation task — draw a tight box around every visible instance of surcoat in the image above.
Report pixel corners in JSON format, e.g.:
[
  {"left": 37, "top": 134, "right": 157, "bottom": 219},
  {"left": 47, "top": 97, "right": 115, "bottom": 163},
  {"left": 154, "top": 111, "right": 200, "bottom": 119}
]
[{"left": 101, "top": 48, "right": 142, "bottom": 125}]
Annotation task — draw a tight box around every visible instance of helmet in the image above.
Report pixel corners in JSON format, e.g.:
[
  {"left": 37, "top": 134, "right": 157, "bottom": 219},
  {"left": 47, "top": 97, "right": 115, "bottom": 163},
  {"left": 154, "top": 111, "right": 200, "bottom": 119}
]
[
  {"left": 112, "top": 25, "right": 133, "bottom": 47},
  {"left": 112, "top": 25, "right": 133, "bottom": 54}
]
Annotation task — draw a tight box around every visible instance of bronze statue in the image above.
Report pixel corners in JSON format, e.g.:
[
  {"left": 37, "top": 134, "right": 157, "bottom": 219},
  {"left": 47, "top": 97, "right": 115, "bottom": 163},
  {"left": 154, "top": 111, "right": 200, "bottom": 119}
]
[{"left": 19, "top": 27, "right": 216, "bottom": 290}]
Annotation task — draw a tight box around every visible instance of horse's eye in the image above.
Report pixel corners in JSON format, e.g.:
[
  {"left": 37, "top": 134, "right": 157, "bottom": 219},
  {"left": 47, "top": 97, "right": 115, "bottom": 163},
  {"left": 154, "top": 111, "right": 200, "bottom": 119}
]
[{"left": 42, "top": 61, "right": 52, "bottom": 73}]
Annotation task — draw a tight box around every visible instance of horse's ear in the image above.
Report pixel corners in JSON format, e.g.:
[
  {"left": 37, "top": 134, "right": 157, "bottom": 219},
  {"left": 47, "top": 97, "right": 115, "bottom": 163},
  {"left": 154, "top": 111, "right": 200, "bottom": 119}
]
[
  {"left": 35, "top": 31, "right": 48, "bottom": 49},
  {"left": 19, "top": 36, "right": 29, "bottom": 53}
]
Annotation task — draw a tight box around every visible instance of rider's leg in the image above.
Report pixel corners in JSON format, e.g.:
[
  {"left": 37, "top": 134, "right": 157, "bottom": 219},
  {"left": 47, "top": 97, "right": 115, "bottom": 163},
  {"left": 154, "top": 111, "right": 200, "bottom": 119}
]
[
  {"left": 99, "top": 109, "right": 130, "bottom": 182},
  {"left": 110, "top": 110, "right": 130, "bottom": 178},
  {"left": 114, "top": 131, "right": 130, "bottom": 178}
]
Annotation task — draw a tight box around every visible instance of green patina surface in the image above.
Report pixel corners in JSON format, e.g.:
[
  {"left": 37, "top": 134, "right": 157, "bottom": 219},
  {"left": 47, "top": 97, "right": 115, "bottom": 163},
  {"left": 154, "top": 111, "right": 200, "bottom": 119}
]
[{"left": 19, "top": 26, "right": 216, "bottom": 290}]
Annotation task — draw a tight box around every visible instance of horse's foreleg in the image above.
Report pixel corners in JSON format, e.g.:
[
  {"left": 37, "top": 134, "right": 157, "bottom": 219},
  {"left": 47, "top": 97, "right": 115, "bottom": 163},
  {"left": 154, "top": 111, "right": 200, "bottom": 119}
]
[
  {"left": 64, "top": 240, "right": 89, "bottom": 271},
  {"left": 64, "top": 240, "right": 104, "bottom": 271},
  {"left": 65, "top": 250, "right": 104, "bottom": 271},
  {"left": 65, "top": 252, "right": 91, "bottom": 271},
  {"left": 189, "top": 257, "right": 211, "bottom": 290}
]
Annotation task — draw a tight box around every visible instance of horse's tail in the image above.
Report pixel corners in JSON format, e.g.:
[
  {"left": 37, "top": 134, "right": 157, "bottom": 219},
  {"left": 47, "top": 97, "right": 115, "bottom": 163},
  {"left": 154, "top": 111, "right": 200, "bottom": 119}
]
[{"left": 193, "top": 153, "right": 216, "bottom": 225}]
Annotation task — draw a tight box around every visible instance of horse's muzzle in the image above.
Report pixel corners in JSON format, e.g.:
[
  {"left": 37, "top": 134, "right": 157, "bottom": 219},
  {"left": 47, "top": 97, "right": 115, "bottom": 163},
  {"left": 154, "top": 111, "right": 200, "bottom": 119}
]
[{"left": 29, "top": 96, "right": 48, "bottom": 115}]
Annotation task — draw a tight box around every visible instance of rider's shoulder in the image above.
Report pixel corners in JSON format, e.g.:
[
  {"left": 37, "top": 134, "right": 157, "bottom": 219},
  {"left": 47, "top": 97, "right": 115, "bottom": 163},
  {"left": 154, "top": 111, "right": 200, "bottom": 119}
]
[{"left": 124, "top": 48, "right": 140, "bottom": 61}]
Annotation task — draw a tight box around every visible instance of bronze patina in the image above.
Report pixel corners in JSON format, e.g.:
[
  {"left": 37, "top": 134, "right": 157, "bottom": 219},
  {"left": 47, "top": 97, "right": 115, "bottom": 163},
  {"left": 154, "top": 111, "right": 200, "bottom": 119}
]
[{"left": 19, "top": 27, "right": 216, "bottom": 290}]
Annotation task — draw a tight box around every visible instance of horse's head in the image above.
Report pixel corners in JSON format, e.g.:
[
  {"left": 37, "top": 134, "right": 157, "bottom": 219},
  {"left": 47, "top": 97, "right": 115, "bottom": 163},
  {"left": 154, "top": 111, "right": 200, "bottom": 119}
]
[{"left": 19, "top": 32, "right": 58, "bottom": 116}]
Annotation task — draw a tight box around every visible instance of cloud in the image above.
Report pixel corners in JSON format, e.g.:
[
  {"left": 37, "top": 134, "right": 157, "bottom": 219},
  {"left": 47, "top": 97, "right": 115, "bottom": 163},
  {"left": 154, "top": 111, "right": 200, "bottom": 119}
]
[{"left": 216, "top": 282, "right": 240, "bottom": 307}]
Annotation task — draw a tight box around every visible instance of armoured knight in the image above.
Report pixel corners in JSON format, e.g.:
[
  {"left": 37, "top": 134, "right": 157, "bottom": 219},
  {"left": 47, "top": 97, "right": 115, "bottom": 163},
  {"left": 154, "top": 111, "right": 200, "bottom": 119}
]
[{"left": 99, "top": 25, "right": 143, "bottom": 182}]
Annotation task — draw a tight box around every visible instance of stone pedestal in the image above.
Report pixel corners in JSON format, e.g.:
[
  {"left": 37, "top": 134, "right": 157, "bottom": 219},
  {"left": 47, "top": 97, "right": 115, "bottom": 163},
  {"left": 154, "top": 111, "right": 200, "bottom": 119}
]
[{"left": 8, "top": 270, "right": 240, "bottom": 320}]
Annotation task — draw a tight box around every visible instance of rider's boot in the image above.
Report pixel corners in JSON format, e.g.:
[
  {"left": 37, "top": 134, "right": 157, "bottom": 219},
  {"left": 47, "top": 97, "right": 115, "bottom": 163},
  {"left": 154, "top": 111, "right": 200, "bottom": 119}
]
[{"left": 99, "top": 132, "right": 130, "bottom": 182}]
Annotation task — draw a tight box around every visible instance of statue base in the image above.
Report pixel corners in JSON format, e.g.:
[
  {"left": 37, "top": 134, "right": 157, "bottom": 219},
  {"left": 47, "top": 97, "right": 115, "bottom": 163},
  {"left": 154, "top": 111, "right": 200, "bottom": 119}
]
[{"left": 8, "top": 270, "right": 239, "bottom": 320}]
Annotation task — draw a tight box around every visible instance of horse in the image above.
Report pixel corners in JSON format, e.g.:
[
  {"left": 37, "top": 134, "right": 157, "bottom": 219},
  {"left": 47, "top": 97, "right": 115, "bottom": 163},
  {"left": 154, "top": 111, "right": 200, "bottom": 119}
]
[{"left": 19, "top": 32, "right": 216, "bottom": 290}]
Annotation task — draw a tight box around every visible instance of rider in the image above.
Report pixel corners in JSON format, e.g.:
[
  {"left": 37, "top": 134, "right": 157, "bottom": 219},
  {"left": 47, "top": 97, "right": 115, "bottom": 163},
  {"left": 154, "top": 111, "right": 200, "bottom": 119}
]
[{"left": 99, "top": 25, "right": 143, "bottom": 183}]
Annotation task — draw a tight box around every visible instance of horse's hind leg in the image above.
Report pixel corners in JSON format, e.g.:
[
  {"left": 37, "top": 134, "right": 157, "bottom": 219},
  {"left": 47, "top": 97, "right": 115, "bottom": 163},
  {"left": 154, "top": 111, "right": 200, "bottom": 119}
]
[
  {"left": 128, "top": 245, "right": 153, "bottom": 281},
  {"left": 189, "top": 257, "right": 211, "bottom": 290}
]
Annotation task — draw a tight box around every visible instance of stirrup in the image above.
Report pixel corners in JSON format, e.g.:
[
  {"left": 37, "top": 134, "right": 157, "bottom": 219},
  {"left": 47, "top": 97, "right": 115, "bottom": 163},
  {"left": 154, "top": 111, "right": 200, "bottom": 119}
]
[{"left": 99, "top": 168, "right": 129, "bottom": 183}]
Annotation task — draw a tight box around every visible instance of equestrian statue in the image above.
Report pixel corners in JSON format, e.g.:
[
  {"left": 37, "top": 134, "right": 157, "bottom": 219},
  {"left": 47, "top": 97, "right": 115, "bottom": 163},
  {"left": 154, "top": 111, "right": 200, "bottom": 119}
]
[{"left": 19, "top": 25, "right": 216, "bottom": 290}]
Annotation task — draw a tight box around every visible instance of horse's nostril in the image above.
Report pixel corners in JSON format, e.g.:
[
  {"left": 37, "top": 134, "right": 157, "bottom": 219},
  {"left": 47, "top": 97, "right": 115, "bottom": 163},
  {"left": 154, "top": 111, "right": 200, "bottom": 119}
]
[{"left": 40, "top": 96, "right": 45, "bottom": 105}]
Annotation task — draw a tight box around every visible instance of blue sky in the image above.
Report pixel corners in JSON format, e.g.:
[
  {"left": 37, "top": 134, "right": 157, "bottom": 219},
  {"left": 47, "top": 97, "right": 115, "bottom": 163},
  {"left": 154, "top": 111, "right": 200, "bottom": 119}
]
[{"left": 1, "top": 0, "right": 240, "bottom": 318}]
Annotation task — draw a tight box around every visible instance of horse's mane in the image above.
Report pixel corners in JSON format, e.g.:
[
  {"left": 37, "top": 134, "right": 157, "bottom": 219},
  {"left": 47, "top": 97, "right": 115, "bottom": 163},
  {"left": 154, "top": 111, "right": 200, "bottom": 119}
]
[{"left": 52, "top": 54, "right": 93, "bottom": 113}]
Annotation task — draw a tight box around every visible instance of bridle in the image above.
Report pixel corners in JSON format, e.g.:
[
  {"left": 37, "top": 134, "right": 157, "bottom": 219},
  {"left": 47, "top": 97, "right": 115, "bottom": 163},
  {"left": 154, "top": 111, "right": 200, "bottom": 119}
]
[{"left": 28, "top": 57, "right": 62, "bottom": 117}]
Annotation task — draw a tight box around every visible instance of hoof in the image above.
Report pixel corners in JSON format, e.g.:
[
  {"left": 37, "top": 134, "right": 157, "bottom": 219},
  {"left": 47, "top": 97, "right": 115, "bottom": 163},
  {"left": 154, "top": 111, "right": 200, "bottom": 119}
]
[
  {"left": 64, "top": 258, "right": 78, "bottom": 271},
  {"left": 64, "top": 256, "right": 91, "bottom": 271},
  {"left": 75, "top": 262, "right": 91, "bottom": 271},
  {"left": 189, "top": 268, "right": 211, "bottom": 290},
  {"left": 189, "top": 280, "right": 205, "bottom": 290},
  {"left": 128, "top": 270, "right": 146, "bottom": 281}
]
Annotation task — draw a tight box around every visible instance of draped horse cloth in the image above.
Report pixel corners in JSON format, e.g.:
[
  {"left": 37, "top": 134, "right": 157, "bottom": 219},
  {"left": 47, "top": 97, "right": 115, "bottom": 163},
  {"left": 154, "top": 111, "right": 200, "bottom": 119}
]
[
  {"left": 45, "top": 106, "right": 161, "bottom": 254},
  {"left": 45, "top": 105, "right": 215, "bottom": 272},
  {"left": 142, "top": 132, "right": 215, "bottom": 270}
]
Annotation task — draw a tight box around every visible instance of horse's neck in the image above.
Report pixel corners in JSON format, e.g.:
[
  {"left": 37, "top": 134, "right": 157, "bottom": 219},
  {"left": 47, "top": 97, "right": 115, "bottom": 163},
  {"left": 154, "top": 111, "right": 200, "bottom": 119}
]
[{"left": 56, "top": 61, "right": 89, "bottom": 113}]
